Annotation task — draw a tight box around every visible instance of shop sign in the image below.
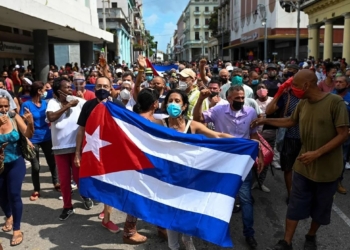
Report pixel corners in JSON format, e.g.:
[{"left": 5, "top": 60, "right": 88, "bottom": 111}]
[
  {"left": 240, "top": 32, "right": 259, "bottom": 42},
  {"left": 0, "top": 41, "right": 34, "bottom": 55}
]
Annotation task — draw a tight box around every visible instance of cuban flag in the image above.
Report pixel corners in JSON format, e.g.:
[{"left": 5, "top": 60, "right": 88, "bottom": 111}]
[{"left": 79, "top": 101, "right": 258, "bottom": 247}]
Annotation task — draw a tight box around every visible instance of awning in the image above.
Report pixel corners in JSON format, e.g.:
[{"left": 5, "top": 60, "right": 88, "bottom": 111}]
[{"left": 0, "top": 0, "right": 113, "bottom": 43}]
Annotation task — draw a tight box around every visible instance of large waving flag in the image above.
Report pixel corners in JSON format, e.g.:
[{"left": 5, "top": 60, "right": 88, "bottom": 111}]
[{"left": 79, "top": 101, "right": 258, "bottom": 247}]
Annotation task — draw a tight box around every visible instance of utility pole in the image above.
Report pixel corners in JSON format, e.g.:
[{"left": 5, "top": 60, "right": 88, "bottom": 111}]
[
  {"left": 220, "top": 27, "right": 224, "bottom": 60},
  {"left": 102, "top": 0, "right": 108, "bottom": 59},
  {"left": 295, "top": 0, "right": 301, "bottom": 60}
]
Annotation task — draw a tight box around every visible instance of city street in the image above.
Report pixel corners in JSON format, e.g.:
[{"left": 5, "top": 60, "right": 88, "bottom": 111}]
[{"left": 1, "top": 156, "right": 350, "bottom": 250}]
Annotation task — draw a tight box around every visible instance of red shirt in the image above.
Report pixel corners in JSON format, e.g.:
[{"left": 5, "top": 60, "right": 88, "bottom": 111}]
[{"left": 73, "top": 89, "right": 95, "bottom": 100}]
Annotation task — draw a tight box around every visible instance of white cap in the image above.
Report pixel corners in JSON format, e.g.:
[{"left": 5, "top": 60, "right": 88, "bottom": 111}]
[
  {"left": 226, "top": 66, "right": 234, "bottom": 71},
  {"left": 116, "top": 68, "right": 123, "bottom": 73},
  {"left": 23, "top": 77, "right": 32, "bottom": 85},
  {"left": 15, "top": 65, "right": 20, "bottom": 69},
  {"left": 303, "top": 62, "right": 309, "bottom": 68}
]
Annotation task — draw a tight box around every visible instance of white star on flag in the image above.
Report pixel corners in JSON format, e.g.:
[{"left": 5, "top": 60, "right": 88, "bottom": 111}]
[{"left": 83, "top": 126, "right": 111, "bottom": 161}]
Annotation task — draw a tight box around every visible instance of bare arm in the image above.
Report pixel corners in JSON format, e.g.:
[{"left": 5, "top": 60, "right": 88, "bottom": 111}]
[
  {"left": 133, "top": 55, "right": 147, "bottom": 101},
  {"left": 8, "top": 79, "right": 14, "bottom": 92},
  {"left": 46, "top": 100, "right": 78, "bottom": 122},
  {"left": 193, "top": 96, "right": 206, "bottom": 123},
  {"left": 192, "top": 121, "right": 233, "bottom": 138},
  {"left": 74, "top": 126, "right": 85, "bottom": 167},
  {"left": 199, "top": 59, "right": 208, "bottom": 85},
  {"left": 13, "top": 97, "right": 20, "bottom": 113},
  {"left": 252, "top": 117, "right": 297, "bottom": 129},
  {"left": 265, "top": 94, "right": 282, "bottom": 115},
  {"left": 297, "top": 126, "right": 348, "bottom": 165},
  {"left": 15, "top": 113, "right": 34, "bottom": 138}
]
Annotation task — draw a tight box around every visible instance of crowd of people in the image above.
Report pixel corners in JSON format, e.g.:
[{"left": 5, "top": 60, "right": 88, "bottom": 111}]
[{"left": 0, "top": 54, "right": 349, "bottom": 250}]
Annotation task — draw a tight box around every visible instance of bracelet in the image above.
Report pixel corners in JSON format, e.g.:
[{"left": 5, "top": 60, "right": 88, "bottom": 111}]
[{"left": 138, "top": 69, "right": 144, "bottom": 72}]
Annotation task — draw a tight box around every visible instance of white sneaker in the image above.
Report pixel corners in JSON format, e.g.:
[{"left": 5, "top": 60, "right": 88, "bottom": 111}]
[
  {"left": 251, "top": 182, "right": 259, "bottom": 190},
  {"left": 271, "top": 161, "right": 281, "bottom": 169},
  {"left": 345, "top": 162, "right": 350, "bottom": 170},
  {"left": 261, "top": 185, "right": 271, "bottom": 193},
  {"left": 25, "top": 160, "right": 31, "bottom": 167},
  {"left": 71, "top": 180, "right": 77, "bottom": 189}
]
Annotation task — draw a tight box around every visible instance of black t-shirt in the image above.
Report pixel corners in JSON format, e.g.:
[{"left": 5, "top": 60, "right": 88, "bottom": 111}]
[{"left": 77, "top": 98, "right": 125, "bottom": 127}]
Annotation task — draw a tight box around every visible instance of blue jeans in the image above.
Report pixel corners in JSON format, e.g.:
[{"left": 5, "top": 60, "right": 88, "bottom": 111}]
[{"left": 238, "top": 169, "right": 254, "bottom": 237}]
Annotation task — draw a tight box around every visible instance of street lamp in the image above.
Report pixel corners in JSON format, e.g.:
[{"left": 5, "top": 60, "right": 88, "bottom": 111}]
[
  {"left": 218, "top": 26, "right": 224, "bottom": 59},
  {"left": 255, "top": 4, "right": 268, "bottom": 62},
  {"left": 154, "top": 41, "right": 158, "bottom": 62}
]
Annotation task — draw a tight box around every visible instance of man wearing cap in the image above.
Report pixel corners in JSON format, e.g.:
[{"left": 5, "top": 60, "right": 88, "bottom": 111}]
[
  {"left": 140, "top": 68, "right": 154, "bottom": 88},
  {"left": 263, "top": 63, "right": 283, "bottom": 97},
  {"left": 169, "top": 73, "right": 178, "bottom": 89},
  {"left": 73, "top": 73, "right": 95, "bottom": 101},
  {"left": 178, "top": 68, "right": 200, "bottom": 119}
]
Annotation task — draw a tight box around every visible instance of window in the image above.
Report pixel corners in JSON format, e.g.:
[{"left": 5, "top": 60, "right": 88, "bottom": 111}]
[
  {"left": 205, "top": 18, "right": 210, "bottom": 25},
  {"left": 195, "top": 32, "right": 200, "bottom": 40},
  {"left": 205, "top": 7, "right": 209, "bottom": 12},
  {"left": 205, "top": 48, "right": 208, "bottom": 53},
  {"left": 111, "top": 2, "right": 117, "bottom": 8},
  {"left": 13, "top": 28, "right": 19, "bottom": 34},
  {"left": 195, "top": 19, "right": 199, "bottom": 25},
  {"left": 22, "top": 30, "right": 31, "bottom": 37},
  {"left": 195, "top": 6, "right": 199, "bottom": 11},
  {"left": 205, "top": 32, "right": 209, "bottom": 40},
  {"left": 0, "top": 25, "right": 12, "bottom": 33}
]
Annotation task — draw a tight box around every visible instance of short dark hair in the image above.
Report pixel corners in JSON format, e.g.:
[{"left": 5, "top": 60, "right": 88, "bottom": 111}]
[
  {"left": 133, "top": 88, "right": 160, "bottom": 113},
  {"left": 30, "top": 81, "right": 44, "bottom": 97},
  {"left": 163, "top": 89, "right": 189, "bottom": 115},
  {"left": 122, "top": 71, "right": 134, "bottom": 79},
  {"left": 226, "top": 85, "right": 244, "bottom": 98},
  {"left": 53, "top": 77, "right": 70, "bottom": 98},
  {"left": 208, "top": 77, "right": 221, "bottom": 87}
]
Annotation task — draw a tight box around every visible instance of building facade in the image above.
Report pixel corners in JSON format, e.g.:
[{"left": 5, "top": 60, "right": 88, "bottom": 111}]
[
  {"left": 224, "top": 0, "right": 310, "bottom": 61},
  {"left": 178, "top": 0, "right": 219, "bottom": 62},
  {"left": 0, "top": 0, "right": 113, "bottom": 81},
  {"left": 97, "top": 0, "right": 146, "bottom": 66},
  {"left": 302, "top": 0, "right": 350, "bottom": 62}
]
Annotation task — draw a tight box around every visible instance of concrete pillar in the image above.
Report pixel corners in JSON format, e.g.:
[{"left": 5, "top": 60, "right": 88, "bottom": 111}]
[
  {"left": 323, "top": 20, "right": 333, "bottom": 60},
  {"left": 308, "top": 24, "right": 320, "bottom": 59},
  {"left": 33, "top": 30, "right": 49, "bottom": 82},
  {"left": 79, "top": 41, "right": 94, "bottom": 66},
  {"left": 342, "top": 13, "right": 350, "bottom": 63},
  {"left": 48, "top": 44, "right": 55, "bottom": 66}
]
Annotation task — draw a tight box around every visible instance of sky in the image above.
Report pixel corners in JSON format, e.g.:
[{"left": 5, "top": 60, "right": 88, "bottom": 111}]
[{"left": 143, "top": 0, "right": 189, "bottom": 52}]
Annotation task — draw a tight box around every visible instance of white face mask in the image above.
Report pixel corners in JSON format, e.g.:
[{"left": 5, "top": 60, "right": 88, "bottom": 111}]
[
  {"left": 66, "top": 95, "right": 77, "bottom": 102},
  {"left": 178, "top": 81, "right": 188, "bottom": 91},
  {"left": 120, "top": 89, "right": 131, "bottom": 100}
]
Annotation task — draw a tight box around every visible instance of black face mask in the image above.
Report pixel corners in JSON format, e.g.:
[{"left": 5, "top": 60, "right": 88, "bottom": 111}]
[
  {"left": 210, "top": 92, "right": 219, "bottom": 98},
  {"left": 243, "top": 74, "right": 248, "bottom": 78},
  {"left": 286, "top": 72, "right": 294, "bottom": 78},
  {"left": 336, "top": 88, "right": 347, "bottom": 94},
  {"left": 220, "top": 77, "right": 228, "bottom": 84},
  {"left": 95, "top": 89, "right": 110, "bottom": 101},
  {"left": 232, "top": 101, "right": 244, "bottom": 110}
]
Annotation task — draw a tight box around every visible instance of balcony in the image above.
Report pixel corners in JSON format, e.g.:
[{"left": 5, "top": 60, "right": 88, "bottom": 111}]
[
  {"left": 193, "top": 25, "right": 201, "bottom": 29},
  {"left": 183, "top": 12, "right": 190, "bottom": 21},
  {"left": 184, "top": 27, "right": 190, "bottom": 33},
  {"left": 203, "top": 25, "right": 209, "bottom": 29},
  {"left": 193, "top": 11, "right": 201, "bottom": 15},
  {"left": 300, "top": 0, "right": 321, "bottom": 10},
  {"left": 203, "top": 11, "right": 212, "bottom": 16}
]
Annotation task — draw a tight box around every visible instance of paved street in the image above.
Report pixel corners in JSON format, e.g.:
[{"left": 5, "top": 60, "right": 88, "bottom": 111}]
[{"left": 1, "top": 155, "right": 350, "bottom": 250}]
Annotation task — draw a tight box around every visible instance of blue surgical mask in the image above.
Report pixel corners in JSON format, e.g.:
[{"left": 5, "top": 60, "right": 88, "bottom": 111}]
[
  {"left": 133, "top": 71, "right": 138, "bottom": 77},
  {"left": 251, "top": 79, "right": 259, "bottom": 85},
  {"left": 146, "top": 75, "right": 153, "bottom": 82},
  {"left": 167, "top": 103, "right": 182, "bottom": 118}
]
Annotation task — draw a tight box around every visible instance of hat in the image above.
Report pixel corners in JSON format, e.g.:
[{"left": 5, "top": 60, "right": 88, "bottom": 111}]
[
  {"left": 302, "top": 62, "right": 309, "bottom": 68},
  {"left": 287, "top": 64, "right": 299, "bottom": 70},
  {"left": 179, "top": 68, "right": 196, "bottom": 79},
  {"left": 116, "top": 68, "right": 123, "bottom": 73},
  {"left": 23, "top": 77, "right": 32, "bottom": 85},
  {"left": 226, "top": 66, "right": 234, "bottom": 71},
  {"left": 15, "top": 65, "right": 20, "bottom": 69},
  {"left": 145, "top": 68, "right": 153, "bottom": 74},
  {"left": 267, "top": 63, "right": 277, "bottom": 69},
  {"left": 171, "top": 73, "right": 177, "bottom": 77}
]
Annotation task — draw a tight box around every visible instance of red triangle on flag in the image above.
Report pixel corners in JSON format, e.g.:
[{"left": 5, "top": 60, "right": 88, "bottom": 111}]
[{"left": 80, "top": 103, "right": 154, "bottom": 178}]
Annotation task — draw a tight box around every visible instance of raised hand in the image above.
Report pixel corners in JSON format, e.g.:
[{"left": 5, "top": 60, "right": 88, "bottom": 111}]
[
  {"left": 22, "top": 107, "right": 34, "bottom": 124},
  {"left": 137, "top": 55, "right": 147, "bottom": 69}
]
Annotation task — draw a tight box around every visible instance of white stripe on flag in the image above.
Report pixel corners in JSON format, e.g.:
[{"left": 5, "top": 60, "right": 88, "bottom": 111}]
[
  {"left": 94, "top": 170, "right": 235, "bottom": 222},
  {"left": 114, "top": 117, "right": 254, "bottom": 180}
]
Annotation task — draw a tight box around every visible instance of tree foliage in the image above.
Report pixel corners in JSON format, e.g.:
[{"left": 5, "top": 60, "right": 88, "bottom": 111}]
[
  {"left": 208, "top": 8, "right": 218, "bottom": 36},
  {"left": 145, "top": 31, "right": 156, "bottom": 57}
]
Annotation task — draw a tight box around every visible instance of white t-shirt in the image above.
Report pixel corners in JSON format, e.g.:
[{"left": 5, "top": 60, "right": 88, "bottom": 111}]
[
  {"left": 117, "top": 96, "right": 136, "bottom": 111},
  {"left": 46, "top": 98, "right": 86, "bottom": 150}
]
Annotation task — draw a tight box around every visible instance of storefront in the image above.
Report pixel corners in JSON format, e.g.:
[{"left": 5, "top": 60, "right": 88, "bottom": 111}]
[{"left": 0, "top": 41, "right": 34, "bottom": 69}]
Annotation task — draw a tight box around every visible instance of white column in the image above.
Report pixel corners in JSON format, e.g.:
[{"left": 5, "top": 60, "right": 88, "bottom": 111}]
[
  {"left": 323, "top": 20, "right": 333, "bottom": 60},
  {"left": 342, "top": 13, "right": 350, "bottom": 63}
]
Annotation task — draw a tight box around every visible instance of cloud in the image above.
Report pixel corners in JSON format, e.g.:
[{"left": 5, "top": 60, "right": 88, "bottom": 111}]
[
  {"left": 153, "top": 22, "right": 177, "bottom": 51},
  {"left": 144, "top": 14, "right": 159, "bottom": 27}
]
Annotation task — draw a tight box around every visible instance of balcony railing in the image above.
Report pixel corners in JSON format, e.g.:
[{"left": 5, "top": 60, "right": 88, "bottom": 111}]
[
  {"left": 203, "top": 25, "right": 209, "bottom": 29},
  {"left": 193, "top": 25, "right": 201, "bottom": 29},
  {"left": 193, "top": 11, "right": 201, "bottom": 15},
  {"left": 203, "top": 11, "right": 212, "bottom": 15}
]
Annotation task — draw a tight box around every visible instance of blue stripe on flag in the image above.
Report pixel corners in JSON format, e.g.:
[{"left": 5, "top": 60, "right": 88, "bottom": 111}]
[
  {"left": 80, "top": 176, "right": 233, "bottom": 247},
  {"left": 139, "top": 152, "right": 243, "bottom": 197},
  {"left": 104, "top": 101, "right": 258, "bottom": 159}
]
